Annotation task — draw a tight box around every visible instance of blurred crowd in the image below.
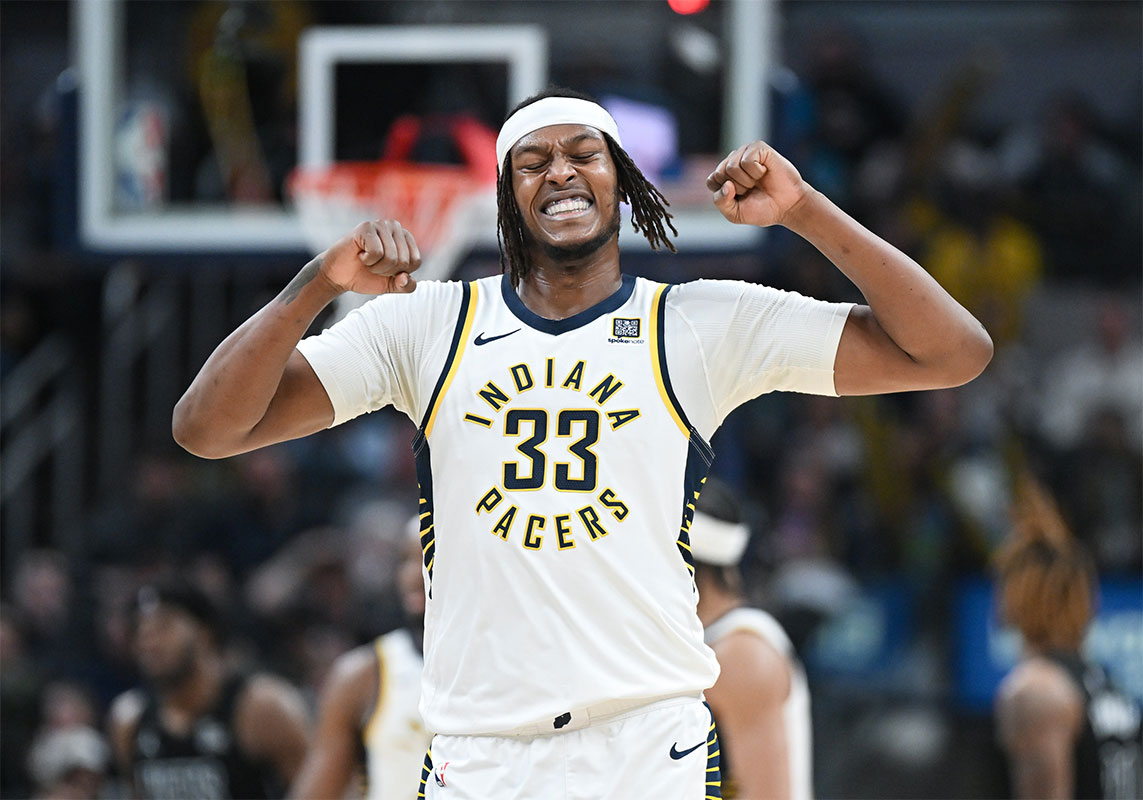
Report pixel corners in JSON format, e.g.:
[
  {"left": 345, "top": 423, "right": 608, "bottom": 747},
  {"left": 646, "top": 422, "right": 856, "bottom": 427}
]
[{"left": 1, "top": 3, "right": 1140, "bottom": 799}]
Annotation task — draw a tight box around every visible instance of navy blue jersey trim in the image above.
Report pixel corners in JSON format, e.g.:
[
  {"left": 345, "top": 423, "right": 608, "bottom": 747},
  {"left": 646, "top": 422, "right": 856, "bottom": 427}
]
[
  {"left": 418, "top": 281, "right": 472, "bottom": 430},
  {"left": 500, "top": 272, "right": 635, "bottom": 335},
  {"left": 412, "top": 434, "right": 436, "bottom": 599},
  {"left": 654, "top": 284, "right": 695, "bottom": 433}
]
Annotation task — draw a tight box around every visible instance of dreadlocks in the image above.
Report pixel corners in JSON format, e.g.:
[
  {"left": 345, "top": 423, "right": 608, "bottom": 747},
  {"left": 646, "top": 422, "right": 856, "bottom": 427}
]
[
  {"left": 496, "top": 88, "right": 678, "bottom": 287},
  {"left": 993, "top": 474, "right": 1095, "bottom": 652}
]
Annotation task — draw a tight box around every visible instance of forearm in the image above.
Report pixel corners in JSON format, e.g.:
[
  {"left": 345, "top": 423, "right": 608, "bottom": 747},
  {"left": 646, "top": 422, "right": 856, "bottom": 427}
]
[
  {"left": 173, "top": 258, "right": 340, "bottom": 458},
  {"left": 786, "top": 190, "right": 992, "bottom": 379}
]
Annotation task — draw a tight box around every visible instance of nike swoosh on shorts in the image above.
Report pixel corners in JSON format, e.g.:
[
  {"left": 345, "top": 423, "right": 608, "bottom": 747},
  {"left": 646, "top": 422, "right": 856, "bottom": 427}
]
[{"left": 669, "top": 740, "right": 704, "bottom": 760}]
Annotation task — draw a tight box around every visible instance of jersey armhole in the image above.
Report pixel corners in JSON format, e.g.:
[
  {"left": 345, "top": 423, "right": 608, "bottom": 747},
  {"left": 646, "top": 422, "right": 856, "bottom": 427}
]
[
  {"left": 416, "top": 281, "right": 479, "bottom": 437},
  {"left": 650, "top": 283, "right": 696, "bottom": 438}
]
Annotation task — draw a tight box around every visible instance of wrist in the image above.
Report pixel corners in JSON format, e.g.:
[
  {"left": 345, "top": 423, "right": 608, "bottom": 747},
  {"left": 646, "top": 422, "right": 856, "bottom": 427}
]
[
  {"left": 279, "top": 257, "right": 344, "bottom": 310},
  {"left": 780, "top": 186, "right": 828, "bottom": 234},
  {"left": 312, "top": 266, "right": 349, "bottom": 303}
]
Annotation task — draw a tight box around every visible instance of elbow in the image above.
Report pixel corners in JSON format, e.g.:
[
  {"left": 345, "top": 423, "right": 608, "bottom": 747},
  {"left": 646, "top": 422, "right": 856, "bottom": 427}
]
[
  {"left": 172, "top": 397, "right": 232, "bottom": 460},
  {"left": 949, "top": 324, "right": 994, "bottom": 386}
]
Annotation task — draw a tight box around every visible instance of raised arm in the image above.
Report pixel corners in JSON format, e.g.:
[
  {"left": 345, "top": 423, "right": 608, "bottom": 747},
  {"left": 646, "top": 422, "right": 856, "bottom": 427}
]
[
  {"left": 172, "top": 221, "right": 421, "bottom": 459},
  {"left": 707, "top": 142, "right": 993, "bottom": 395}
]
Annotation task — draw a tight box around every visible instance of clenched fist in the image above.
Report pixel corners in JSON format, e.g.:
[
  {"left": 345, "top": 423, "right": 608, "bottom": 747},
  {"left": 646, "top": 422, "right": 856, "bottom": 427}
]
[
  {"left": 707, "top": 142, "right": 815, "bottom": 229},
  {"left": 320, "top": 220, "right": 422, "bottom": 296}
]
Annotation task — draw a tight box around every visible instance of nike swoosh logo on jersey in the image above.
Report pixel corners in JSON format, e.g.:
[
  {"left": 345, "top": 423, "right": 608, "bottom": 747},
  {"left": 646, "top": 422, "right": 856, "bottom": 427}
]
[
  {"left": 474, "top": 329, "right": 521, "bottom": 346},
  {"left": 669, "top": 740, "right": 704, "bottom": 760}
]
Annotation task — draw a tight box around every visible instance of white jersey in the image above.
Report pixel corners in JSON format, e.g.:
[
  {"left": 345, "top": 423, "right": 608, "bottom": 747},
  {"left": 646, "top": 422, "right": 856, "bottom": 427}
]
[
  {"left": 704, "top": 607, "right": 813, "bottom": 800},
  {"left": 363, "top": 629, "right": 430, "bottom": 800},
  {"left": 298, "top": 273, "right": 850, "bottom": 735}
]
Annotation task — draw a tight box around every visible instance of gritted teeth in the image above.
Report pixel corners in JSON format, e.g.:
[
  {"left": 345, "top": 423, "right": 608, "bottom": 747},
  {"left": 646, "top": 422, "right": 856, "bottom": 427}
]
[{"left": 543, "top": 197, "right": 592, "bottom": 216}]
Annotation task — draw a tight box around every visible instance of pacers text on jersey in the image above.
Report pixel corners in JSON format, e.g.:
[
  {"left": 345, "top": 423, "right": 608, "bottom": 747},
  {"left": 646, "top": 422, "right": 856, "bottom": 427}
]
[{"left": 465, "top": 356, "right": 640, "bottom": 550}]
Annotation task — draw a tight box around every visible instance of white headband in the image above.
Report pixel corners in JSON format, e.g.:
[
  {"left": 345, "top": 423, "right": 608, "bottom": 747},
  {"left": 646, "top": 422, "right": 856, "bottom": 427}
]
[
  {"left": 496, "top": 97, "right": 622, "bottom": 170},
  {"left": 688, "top": 510, "right": 750, "bottom": 566}
]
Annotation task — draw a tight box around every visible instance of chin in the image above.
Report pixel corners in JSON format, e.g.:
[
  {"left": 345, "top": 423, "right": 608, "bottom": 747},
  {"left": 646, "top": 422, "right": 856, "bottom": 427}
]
[{"left": 533, "top": 213, "right": 621, "bottom": 262}]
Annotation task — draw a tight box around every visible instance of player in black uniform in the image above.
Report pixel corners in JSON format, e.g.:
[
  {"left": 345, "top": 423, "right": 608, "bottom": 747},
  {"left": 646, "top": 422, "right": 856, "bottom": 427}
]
[
  {"left": 994, "top": 476, "right": 1142, "bottom": 800},
  {"left": 108, "top": 579, "right": 311, "bottom": 799}
]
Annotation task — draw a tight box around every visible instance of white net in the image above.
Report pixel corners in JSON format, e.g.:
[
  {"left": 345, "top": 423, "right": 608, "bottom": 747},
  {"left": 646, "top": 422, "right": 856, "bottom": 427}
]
[{"left": 290, "top": 162, "right": 497, "bottom": 317}]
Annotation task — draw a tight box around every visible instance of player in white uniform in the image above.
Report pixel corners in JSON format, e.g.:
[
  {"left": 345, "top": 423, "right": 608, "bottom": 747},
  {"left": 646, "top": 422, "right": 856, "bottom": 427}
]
[
  {"left": 291, "top": 522, "right": 431, "bottom": 800},
  {"left": 689, "top": 479, "right": 813, "bottom": 800},
  {"left": 174, "top": 87, "right": 992, "bottom": 798}
]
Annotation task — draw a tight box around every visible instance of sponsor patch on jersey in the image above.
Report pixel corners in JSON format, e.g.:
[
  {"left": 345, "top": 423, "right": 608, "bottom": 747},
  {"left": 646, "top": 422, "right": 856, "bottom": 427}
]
[{"left": 608, "top": 317, "right": 643, "bottom": 344}]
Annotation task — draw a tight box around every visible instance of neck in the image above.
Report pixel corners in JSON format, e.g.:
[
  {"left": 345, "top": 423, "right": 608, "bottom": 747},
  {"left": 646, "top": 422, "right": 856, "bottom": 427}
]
[
  {"left": 163, "top": 654, "right": 224, "bottom": 719},
  {"left": 696, "top": 586, "right": 743, "bottom": 628},
  {"left": 517, "top": 245, "right": 621, "bottom": 320},
  {"left": 1024, "top": 640, "right": 1082, "bottom": 659}
]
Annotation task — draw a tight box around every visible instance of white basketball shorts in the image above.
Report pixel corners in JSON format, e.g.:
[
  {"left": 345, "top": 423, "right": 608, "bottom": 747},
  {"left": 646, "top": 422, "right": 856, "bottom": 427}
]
[{"left": 417, "top": 696, "right": 721, "bottom": 800}]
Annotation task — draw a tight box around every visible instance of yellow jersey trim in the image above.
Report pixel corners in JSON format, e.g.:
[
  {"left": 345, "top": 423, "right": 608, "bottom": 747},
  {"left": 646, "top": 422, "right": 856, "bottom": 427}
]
[
  {"left": 425, "top": 281, "right": 479, "bottom": 437},
  {"left": 649, "top": 283, "right": 690, "bottom": 436}
]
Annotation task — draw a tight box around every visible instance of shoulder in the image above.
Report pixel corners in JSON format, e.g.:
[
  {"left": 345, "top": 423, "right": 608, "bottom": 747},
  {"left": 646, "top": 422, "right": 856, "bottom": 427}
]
[
  {"left": 323, "top": 644, "right": 382, "bottom": 707},
  {"left": 108, "top": 688, "right": 147, "bottom": 733},
  {"left": 996, "top": 658, "right": 1084, "bottom": 741},
  {"left": 108, "top": 689, "right": 147, "bottom": 763},
  {"left": 708, "top": 608, "right": 794, "bottom": 656},
  {"left": 663, "top": 278, "right": 829, "bottom": 328},
  {"left": 711, "top": 628, "right": 792, "bottom": 705},
  {"left": 235, "top": 672, "right": 309, "bottom": 730},
  {"left": 356, "top": 279, "right": 469, "bottom": 318},
  {"left": 239, "top": 671, "right": 306, "bottom": 709},
  {"left": 664, "top": 278, "right": 755, "bottom": 308}
]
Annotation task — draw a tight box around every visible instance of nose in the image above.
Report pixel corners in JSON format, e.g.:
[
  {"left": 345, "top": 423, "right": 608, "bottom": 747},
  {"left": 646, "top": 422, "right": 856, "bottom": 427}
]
[{"left": 545, "top": 154, "right": 576, "bottom": 185}]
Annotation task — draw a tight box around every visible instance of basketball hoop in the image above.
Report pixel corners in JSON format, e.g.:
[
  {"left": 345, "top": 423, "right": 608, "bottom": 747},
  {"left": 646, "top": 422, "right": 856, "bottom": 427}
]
[
  {"left": 289, "top": 161, "right": 493, "bottom": 273},
  {"left": 288, "top": 114, "right": 499, "bottom": 317}
]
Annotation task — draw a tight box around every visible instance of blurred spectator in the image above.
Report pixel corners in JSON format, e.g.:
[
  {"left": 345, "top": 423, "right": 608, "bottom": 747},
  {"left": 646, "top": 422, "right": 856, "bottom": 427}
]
[
  {"left": 26, "top": 726, "right": 109, "bottom": 800},
  {"left": 108, "top": 577, "right": 310, "bottom": 799},
  {"left": 12, "top": 550, "right": 78, "bottom": 678},
  {"left": 245, "top": 525, "right": 361, "bottom": 692},
  {"left": 213, "top": 447, "right": 310, "bottom": 575},
  {"left": 1053, "top": 408, "right": 1143, "bottom": 574},
  {"left": 39, "top": 682, "right": 99, "bottom": 734},
  {"left": 1038, "top": 299, "right": 1143, "bottom": 455},
  {"left": 799, "top": 27, "right": 905, "bottom": 210},
  {"left": 2, "top": 604, "right": 43, "bottom": 798},
  {"left": 917, "top": 140, "right": 1043, "bottom": 348},
  {"left": 1004, "top": 93, "right": 1138, "bottom": 285}
]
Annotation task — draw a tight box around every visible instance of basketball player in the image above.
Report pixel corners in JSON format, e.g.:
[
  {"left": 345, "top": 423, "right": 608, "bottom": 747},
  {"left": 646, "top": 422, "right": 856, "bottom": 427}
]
[
  {"left": 690, "top": 479, "right": 812, "bottom": 800},
  {"left": 173, "top": 87, "right": 992, "bottom": 798},
  {"left": 290, "top": 520, "right": 430, "bottom": 800},
  {"left": 994, "top": 476, "right": 1142, "bottom": 799},
  {"left": 108, "top": 579, "right": 311, "bottom": 799}
]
